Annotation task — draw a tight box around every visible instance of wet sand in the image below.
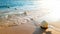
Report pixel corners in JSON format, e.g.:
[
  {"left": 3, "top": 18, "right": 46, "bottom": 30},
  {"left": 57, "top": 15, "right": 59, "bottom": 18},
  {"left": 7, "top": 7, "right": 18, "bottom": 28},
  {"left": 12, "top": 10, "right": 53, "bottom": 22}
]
[
  {"left": 0, "top": 23, "right": 35, "bottom": 34},
  {"left": 0, "top": 21, "right": 60, "bottom": 34},
  {"left": 0, "top": 10, "right": 60, "bottom": 34}
]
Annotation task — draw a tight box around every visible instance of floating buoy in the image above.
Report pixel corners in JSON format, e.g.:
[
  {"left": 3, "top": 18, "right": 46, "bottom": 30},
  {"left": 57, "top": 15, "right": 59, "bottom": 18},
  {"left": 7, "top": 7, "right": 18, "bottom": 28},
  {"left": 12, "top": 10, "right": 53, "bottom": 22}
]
[{"left": 40, "top": 20, "right": 48, "bottom": 29}]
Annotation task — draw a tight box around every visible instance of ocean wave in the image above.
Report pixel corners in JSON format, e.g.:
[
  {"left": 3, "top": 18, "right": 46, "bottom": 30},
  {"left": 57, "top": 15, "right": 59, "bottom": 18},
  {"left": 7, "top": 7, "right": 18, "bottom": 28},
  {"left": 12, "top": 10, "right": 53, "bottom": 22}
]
[{"left": 0, "top": 0, "right": 34, "bottom": 8}]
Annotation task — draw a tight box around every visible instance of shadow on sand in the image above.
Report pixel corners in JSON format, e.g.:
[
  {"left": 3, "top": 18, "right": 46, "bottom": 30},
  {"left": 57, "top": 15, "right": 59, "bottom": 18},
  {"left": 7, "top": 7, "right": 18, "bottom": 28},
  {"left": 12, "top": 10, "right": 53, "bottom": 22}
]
[{"left": 33, "top": 27, "right": 52, "bottom": 34}]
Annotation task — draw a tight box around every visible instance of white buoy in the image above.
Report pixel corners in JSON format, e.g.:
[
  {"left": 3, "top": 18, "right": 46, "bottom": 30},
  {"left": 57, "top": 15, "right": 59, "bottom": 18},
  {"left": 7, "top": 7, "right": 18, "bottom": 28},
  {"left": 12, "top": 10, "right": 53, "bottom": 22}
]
[{"left": 40, "top": 20, "right": 48, "bottom": 29}]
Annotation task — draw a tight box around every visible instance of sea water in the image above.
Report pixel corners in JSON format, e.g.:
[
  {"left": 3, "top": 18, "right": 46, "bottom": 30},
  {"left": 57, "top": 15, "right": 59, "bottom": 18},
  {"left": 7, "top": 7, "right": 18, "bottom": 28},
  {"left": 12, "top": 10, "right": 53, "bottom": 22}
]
[
  {"left": 0, "top": 0, "right": 33, "bottom": 15},
  {"left": 0, "top": 0, "right": 41, "bottom": 17},
  {"left": 0, "top": 0, "right": 40, "bottom": 10}
]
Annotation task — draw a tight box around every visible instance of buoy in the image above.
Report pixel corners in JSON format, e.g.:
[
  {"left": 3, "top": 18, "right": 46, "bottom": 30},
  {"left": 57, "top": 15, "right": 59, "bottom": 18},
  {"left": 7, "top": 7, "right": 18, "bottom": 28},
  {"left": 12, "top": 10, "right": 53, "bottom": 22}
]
[{"left": 40, "top": 20, "right": 48, "bottom": 29}]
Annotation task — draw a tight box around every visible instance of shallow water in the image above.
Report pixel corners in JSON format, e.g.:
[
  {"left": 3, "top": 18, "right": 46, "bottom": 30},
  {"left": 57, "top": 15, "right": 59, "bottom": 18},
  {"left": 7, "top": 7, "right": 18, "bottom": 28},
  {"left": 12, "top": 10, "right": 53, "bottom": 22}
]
[
  {"left": 0, "top": 0, "right": 32, "bottom": 8},
  {"left": 0, "top": 0, "right": 40, "bottom": 10}
]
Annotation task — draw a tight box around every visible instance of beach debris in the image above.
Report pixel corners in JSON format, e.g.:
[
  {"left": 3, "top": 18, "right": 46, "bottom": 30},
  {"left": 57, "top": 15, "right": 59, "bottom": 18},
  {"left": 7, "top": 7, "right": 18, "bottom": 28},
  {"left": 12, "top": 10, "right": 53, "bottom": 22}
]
[
  {"left": 40, "top": 20, "right": 48, "bottom": 29},
  {"left": 15, "top": 8, "right": 17, "bottom": 10},
  {"left": 23, "top": 11, "right": 31, "bottom": 16},
  {"left": 7, "top": 6, "right": 10, "bottom": 8}
]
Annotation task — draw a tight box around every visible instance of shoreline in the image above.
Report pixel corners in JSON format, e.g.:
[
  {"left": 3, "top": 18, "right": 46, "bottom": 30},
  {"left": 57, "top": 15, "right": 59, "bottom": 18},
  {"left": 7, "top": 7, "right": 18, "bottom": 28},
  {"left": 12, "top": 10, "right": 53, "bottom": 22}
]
[{"left": 0, "top": 9, "right": 60, "bottom": 34}]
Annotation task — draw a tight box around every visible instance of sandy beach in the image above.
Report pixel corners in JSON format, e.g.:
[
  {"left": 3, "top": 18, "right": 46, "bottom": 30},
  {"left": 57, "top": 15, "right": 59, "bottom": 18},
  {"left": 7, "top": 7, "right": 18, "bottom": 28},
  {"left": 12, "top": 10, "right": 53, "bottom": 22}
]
[
  {"left": 0, "top": 0, "right": 60, "bottom": 34},
  {"left": 0, "top": 10, "right": 60, "bottom": 34},
  {"left": 0, "top": 21, "right": 60, "bottom": 34}
]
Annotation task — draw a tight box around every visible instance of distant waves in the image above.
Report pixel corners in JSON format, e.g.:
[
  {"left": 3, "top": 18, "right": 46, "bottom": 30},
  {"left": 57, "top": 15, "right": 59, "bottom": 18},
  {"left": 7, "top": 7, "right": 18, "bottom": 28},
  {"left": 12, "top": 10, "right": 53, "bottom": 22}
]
[{"left": 0, "top": 0, "right": 34, "bottom": 9}]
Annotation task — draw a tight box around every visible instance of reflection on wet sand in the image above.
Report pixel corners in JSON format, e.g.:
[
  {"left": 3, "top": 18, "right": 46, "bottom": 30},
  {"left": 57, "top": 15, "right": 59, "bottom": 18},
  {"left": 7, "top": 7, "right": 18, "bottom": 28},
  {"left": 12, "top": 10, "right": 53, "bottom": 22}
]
[
  {"left": 0, "top": 10, "right": 60, "bottom": 34},
  {"left": 33, "top": 27, "right": 52, "bottom": 34}
]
